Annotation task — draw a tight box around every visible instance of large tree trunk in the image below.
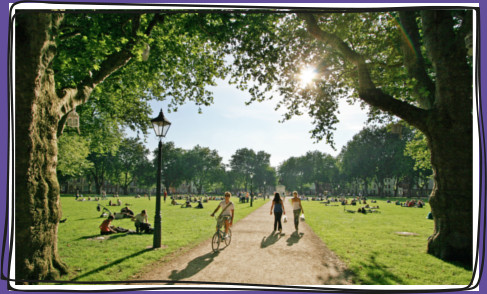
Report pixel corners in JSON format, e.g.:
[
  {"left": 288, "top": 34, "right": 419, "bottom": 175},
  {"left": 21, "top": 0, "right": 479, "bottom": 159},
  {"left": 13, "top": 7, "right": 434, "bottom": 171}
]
[
  {"left": 421, "top": 10, "right": 473, "bottom": 267},
  {"left": 426, "top": 112, "right": 473, "bottom": 267},
  {"left": 15, "top": 13, "right": 68, "bottom": 283}
]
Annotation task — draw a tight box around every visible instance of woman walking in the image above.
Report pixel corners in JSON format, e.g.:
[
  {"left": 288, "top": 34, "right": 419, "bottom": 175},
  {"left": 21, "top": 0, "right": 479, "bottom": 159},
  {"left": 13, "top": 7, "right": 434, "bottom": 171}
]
[
  {"left": 291, "top": 191, "right": 304, "bottom": 232},
  {"left": 270, "top": 192, "right": 285, "bottom": 234}
]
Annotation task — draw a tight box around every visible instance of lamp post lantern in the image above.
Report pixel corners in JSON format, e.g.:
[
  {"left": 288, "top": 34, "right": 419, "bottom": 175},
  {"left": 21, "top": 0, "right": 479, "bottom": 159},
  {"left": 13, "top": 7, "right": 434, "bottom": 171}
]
[{"left": 151, "top": 109, "right": 171, "bottom": 249}]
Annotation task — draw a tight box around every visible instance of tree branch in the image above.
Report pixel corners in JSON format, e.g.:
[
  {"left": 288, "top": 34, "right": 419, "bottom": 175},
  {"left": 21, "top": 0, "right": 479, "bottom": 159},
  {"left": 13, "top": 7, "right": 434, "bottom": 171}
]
[
  {"left": 398, "top": 11, "right": 435, "bottom": 109},
  {"left": 57, "top": 13, "right": 165, "bottom": 121},
  {"left": 298, "top": 13, "right": 428, "bottom": 131}
]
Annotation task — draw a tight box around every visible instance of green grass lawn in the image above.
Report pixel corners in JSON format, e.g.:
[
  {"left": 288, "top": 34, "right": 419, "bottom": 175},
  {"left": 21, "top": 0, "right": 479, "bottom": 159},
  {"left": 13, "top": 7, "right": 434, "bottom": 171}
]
[
  {"left": 57, "top": 195, "right": 267, "bottom": 282},
  {"left": 298, "top": 198, "right": 473, "bottom": 285}
]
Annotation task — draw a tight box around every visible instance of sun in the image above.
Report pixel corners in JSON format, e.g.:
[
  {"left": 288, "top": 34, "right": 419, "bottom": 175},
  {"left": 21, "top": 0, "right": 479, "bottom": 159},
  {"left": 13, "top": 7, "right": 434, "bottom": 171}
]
[{"left": 298, "top": 66, "right": 317, "bottom": 88}]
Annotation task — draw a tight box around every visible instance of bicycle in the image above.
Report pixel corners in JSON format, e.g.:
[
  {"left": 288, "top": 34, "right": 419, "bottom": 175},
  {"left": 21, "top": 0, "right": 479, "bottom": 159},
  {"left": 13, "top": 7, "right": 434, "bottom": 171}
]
[{"left": 211, "top": 215, "right": 232, "bottom": 253}]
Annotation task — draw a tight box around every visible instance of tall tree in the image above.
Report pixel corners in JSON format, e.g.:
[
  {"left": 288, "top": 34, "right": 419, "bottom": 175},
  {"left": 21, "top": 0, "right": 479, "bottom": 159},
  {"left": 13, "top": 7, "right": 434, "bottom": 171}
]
[
  {"left": 229, "top": 148, "right": 257, "bottom": 191},
  {"left": 185, "top": 145, "right": 224, "bottom": 194},
  {"left": 157, "top": 141, "right": 186, "bottom": 193},
  {"left": 14, "top": 11, "right": 233, "bottom": 282},
  {"left": 56, "top": 132, "right": 93, "bottom": 189},
  {"left": 226, "top": 10, "right": 474, "bottom": 265},
  {"left": 111, "top": 138, "right": 149, "bottom": 195}
]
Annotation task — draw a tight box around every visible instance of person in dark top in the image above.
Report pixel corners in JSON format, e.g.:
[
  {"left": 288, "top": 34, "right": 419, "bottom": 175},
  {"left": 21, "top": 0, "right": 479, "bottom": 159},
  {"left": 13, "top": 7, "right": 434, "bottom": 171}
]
[{"left": 270, "top": 192, "right": 285, "bottom": 234}]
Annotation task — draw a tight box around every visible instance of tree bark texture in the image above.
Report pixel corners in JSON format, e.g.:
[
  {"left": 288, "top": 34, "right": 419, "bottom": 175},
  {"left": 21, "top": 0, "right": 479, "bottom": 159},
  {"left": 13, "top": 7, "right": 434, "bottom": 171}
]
[
  {"left": 421, "top": 10, "right": 473, "bottom": 267},
  {"left": 426, "top": 113, "right": 472, "bottom": 265},
  {"left": 15, "top": 13, "right": 68, "bottom": 283}
]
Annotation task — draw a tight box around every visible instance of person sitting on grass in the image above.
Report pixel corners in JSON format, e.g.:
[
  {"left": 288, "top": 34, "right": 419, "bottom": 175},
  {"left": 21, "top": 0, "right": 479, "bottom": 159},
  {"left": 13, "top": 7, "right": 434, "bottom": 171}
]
[
  {"left": 195, "top": 200, "right": 204, "bottom": 209},
  {"left": 99, "top": 215, "right": 117, "bottom": 235},
  {"left": 417, "top": 200, "right": 424, "bottom": 208},
  {"left": 132, "top": 210, "right": 151, "bottom": 233},
  {"left": 181, "top": 200, "right": 192, "bottom": 208}
]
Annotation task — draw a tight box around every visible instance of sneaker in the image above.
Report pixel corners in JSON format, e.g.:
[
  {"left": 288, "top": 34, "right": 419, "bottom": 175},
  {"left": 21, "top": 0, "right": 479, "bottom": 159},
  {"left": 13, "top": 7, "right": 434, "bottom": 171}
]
[{"left": 278, "top": 229, "right": 282, "bottom": 234}]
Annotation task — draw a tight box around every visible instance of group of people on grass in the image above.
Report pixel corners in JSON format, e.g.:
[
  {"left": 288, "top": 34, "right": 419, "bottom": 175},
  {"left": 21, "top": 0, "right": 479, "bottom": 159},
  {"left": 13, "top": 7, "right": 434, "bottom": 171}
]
[
  {"left": 98, "top": 190, "right": 306, "bottom": 238},
  {"left": 99, "top": 209, "right": 152, "bottom": 235},
  {"left": 392, "top": 199, "right": 425, "bottom": 208}
]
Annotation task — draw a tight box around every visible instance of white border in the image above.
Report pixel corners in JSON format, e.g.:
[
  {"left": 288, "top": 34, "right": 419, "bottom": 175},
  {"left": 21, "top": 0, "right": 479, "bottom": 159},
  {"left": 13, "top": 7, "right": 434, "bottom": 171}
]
[{"left": 8, "top": 2, "right": 481, "bottom": 292}]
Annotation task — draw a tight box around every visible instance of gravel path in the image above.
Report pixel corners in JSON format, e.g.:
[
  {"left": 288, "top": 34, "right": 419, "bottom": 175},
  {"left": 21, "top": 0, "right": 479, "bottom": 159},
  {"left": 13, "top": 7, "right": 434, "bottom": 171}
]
[{"left": 135, "top": 198, "right": 353, "bottom": 286}]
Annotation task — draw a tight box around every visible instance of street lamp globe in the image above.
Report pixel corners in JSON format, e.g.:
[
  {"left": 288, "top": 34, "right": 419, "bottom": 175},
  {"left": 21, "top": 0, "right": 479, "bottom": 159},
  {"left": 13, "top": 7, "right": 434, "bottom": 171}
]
[{"left": 151, "top": 109, "right": 171, "bottom": 138}]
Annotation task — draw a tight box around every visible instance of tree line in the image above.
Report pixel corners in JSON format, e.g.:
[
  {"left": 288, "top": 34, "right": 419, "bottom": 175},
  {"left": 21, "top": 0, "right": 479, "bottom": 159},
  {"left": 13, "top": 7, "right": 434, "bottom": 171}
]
[{"left": 58, "top": 120, "right": 432, "bottom": 198}]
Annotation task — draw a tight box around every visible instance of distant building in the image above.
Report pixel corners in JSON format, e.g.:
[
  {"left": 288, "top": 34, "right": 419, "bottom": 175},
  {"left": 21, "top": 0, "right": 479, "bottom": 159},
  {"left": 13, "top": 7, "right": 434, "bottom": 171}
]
[{"left": 275, "top": 184, "right": 285, "bottom": 196}]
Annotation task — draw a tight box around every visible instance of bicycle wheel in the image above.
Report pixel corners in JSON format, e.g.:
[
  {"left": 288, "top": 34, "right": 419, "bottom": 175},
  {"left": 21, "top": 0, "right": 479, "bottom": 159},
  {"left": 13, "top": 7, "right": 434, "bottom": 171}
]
[
  {"left": 211, "top": 231, "right": 221, "bottom": 252},
  {"left": 224, "top": 229, "right": 232, "bottom": 246}
]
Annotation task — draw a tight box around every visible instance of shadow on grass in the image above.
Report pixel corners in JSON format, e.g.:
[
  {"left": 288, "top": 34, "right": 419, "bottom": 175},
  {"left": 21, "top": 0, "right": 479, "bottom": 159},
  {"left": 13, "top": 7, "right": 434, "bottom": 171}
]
[
  {"left": 76, "top": 233, "right": 134, "bottom": 241},
  {"left": 76, "top": 234, "right": 104, "bottom": 240},
  {"left": 356, "top": 253, "right": 405, "bottom": 285},
  {"left": 167, "top": 251, "right": 220, "bottom": 283},
  {"left": 70, "top": 248, "right": 152, "bottom": 281},
  {"left": 427, "top": 251, "right": 473, "bottom": 271},
  {"left": 286, "top": 231, "right": 304, "bottom": 246},
  {"left": 260, "top": 232, "right": 281, "bottom": 248},
  {"left": 317, "top": 264, "right": 356, "bottom": 285}
]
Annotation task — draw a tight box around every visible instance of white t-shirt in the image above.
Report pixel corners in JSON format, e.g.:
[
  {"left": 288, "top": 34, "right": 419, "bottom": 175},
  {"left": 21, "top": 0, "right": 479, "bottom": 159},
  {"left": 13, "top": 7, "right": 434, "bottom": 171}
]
[
  {"left": 219, "top": 200, "right": 234, "bottom": 216},
  {"left": 134, "top": 213, "right": 147, "bottom": 224}
]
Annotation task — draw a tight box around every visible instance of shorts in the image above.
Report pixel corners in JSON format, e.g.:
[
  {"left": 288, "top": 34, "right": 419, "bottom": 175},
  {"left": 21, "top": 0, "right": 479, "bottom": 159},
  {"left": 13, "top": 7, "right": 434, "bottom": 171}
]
[{"left": 217, "top": 215, "right": 231, "bottom": 228}]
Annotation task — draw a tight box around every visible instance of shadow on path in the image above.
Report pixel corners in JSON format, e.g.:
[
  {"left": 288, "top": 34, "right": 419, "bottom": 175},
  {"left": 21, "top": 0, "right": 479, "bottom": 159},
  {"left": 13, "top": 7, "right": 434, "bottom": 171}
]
[
  {"left": 286, "top": 231, "right": 304, "bottom": 246},
  {"left": 260, "top": 232, "right": 281, "bottom": 248},
  {"left": 168, "top": 251, "right": 220, "bottom": 283},
  {"left": 71, "top": 248, "right": 151, "bottom": 281}
]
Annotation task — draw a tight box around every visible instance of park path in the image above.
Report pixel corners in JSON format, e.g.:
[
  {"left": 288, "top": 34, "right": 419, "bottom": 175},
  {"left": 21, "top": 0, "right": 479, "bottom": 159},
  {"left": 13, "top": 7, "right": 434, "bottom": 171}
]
[{"left": 134, "top": 198, "right": 353, "bottom": 286}]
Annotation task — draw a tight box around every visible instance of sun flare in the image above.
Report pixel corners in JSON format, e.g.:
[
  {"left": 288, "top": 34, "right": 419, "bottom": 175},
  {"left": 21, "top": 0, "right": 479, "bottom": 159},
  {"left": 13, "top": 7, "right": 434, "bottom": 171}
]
[{"left": 298, "top": 66, "right": 317, "bottom": 88}]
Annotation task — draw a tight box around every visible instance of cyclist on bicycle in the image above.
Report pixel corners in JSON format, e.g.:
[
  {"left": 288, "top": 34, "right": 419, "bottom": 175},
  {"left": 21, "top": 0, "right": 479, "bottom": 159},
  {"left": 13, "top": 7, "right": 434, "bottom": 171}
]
[{"left": 210, "top": 191, "right": 234, "bottom": 238}]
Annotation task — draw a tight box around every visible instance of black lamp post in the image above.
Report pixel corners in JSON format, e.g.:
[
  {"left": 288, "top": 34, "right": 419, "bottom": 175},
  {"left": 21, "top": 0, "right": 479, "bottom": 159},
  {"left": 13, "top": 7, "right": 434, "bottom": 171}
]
[
  {"left": 151, "top": 109, "right": 171, "bottom": 249},
  {"left": 250, "top": 173, "right": 254, "bottom": 207}
]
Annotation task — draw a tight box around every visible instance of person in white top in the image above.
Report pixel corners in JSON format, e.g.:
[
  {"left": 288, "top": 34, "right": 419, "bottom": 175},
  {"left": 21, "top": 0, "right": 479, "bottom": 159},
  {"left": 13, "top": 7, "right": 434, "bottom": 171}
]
[
  {"left": 291, "top": 191, "right": 304, "bottom": 232},
  {"left": 132, "top": 210, "right": 149, "bottom": 233},
  {"left": 211, "top": 191, "right": 234, "bottom": 238}
]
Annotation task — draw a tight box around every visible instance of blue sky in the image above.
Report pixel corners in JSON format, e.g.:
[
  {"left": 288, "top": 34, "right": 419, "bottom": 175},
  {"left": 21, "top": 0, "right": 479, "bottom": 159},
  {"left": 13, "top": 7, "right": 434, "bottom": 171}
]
[{"left": 141, "top": 79, "right": 368, "bottom": 168}]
